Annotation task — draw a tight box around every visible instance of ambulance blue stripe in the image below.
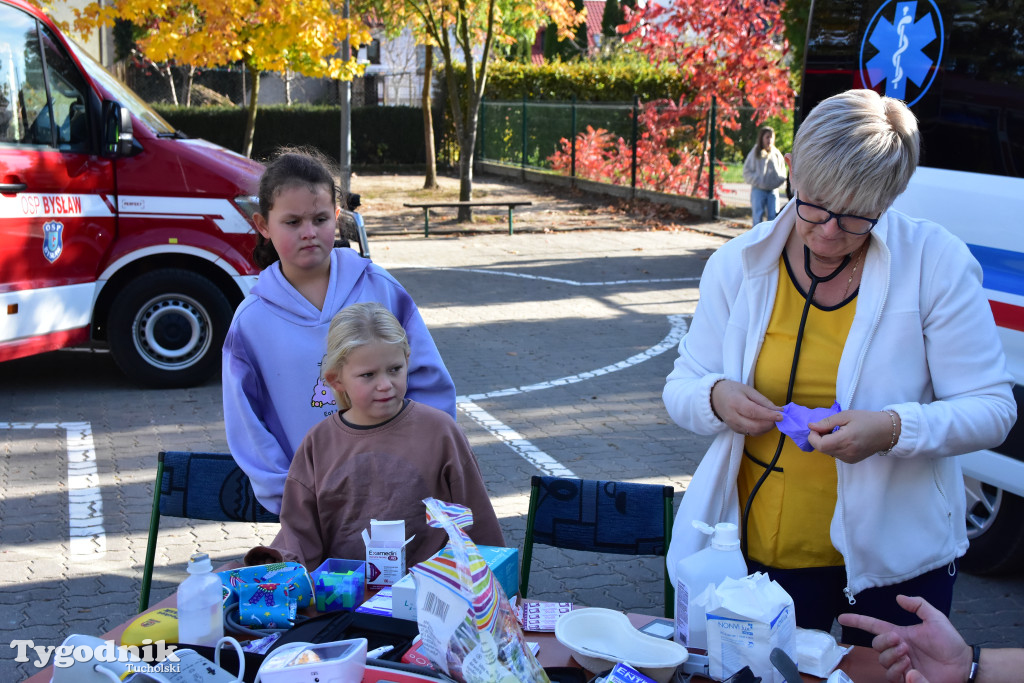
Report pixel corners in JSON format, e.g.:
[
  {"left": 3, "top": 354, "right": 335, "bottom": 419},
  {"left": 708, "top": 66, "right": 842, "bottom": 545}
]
[{"left": 968, "top": 244, "right": 1024, "bottom": 298}]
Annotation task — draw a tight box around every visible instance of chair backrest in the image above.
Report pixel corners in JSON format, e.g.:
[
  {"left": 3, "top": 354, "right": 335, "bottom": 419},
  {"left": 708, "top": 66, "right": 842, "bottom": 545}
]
[
  {"left": 157, "top": 451, "right": 278, "bottom": 523},
  {"left": 139, "top": 451, "right": 277, "bottom": 611},
  {"left": 521, "top": 475, "right": 675, "bottom": 616}
]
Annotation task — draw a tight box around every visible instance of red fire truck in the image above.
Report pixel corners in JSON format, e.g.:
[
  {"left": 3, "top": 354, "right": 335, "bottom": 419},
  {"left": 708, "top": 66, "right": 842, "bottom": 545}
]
[{"left": 0, "top": 0, "right": 263, "bottom": 387}]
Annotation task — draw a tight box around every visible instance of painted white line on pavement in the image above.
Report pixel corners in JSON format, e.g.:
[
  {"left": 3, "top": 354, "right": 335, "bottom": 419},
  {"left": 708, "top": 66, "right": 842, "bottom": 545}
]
[
  {"left": 458, "top": 400, "right": 578, "bottom": 478},
  {"left": 0, "top": 421, "right": 106, "bottom": 558},
  {"left": 380, "top": 263, "right": 700, "bottom": 287},
  {"left": 456, "top": 315, "right": 690, "bottom": 476}
]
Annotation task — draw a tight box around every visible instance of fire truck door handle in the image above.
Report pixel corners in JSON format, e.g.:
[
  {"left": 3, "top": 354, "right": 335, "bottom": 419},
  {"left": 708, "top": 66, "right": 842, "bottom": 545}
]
[{"left": 0, "top": 182, "right": 27, "bottom": 193}]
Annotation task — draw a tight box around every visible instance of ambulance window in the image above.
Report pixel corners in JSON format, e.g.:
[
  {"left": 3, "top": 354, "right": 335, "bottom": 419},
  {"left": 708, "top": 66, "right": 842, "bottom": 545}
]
[{"left": 39, "top": 27, "right": 90, "bottom": 152}]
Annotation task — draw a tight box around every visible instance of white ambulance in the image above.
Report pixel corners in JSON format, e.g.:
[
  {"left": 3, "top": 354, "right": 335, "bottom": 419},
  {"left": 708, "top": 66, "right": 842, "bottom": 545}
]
[
  {"left": 803, "top": 0, "right": 1024, "bottom": 573},
  {"left": 0, "top": 0, "right": 263, "bottom": 387}
]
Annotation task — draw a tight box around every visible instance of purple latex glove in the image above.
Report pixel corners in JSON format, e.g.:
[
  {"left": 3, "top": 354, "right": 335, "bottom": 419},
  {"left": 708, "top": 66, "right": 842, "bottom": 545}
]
[{"left": 777, "top": 401, "right": 842, "bottom": 451}]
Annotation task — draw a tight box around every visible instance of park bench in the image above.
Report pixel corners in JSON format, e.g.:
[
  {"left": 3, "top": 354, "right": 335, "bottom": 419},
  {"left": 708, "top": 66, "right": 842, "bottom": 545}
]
[{"left": 402, "top": 200, "right": 533, "bottom": 236}]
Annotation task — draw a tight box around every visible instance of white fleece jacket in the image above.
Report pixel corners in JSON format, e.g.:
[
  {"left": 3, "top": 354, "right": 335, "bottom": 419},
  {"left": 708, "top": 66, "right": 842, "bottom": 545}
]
[{"left": 663, "top": 201, "right": 1016, "bottom": 598}]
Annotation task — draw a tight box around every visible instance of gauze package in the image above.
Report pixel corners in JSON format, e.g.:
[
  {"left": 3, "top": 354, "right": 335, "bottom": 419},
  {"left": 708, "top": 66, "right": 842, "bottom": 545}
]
[
  {"left": 698, "top": 572, "right": 797, "bottom": 683},
  {"left": 795, "top": 628, "right": 852, "bottom": 678}
]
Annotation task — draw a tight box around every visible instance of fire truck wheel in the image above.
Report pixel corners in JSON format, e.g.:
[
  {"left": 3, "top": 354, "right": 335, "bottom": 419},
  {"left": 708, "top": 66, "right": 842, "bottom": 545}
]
[{"left": 107, "top": 269, "right": 232, "bottom": 388}]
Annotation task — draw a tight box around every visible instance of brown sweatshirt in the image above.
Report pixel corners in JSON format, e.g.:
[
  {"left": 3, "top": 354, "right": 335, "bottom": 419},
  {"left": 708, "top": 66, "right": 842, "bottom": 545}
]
[{"left": 245, "top": 400, "right": 506, "bottom": 570}]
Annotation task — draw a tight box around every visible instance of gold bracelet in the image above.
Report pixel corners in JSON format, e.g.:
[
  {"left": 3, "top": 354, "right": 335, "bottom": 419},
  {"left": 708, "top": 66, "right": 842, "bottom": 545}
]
[{"left": 880, "top": 409, "right": 898, "bottom": 455}]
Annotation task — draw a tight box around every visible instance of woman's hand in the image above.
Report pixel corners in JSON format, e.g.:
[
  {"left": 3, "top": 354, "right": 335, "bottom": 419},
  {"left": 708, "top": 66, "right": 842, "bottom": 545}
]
[
  {"left": 711, "top": 379, "right": 783, "bottom": 436},
  {"left": 807, "top": 409, "right": 901, "bottom": 463}
]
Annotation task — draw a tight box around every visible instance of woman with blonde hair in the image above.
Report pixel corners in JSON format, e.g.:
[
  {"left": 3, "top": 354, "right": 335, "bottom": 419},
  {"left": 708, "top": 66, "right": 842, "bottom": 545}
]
[{"left": 664, "top": 90, "right": 1015, "bottom": 645}]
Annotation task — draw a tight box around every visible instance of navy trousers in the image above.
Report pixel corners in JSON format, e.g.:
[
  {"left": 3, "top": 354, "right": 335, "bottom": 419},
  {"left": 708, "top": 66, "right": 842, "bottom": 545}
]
[{"left": 746, "top": 559, "right": 957, "bottom": 647}]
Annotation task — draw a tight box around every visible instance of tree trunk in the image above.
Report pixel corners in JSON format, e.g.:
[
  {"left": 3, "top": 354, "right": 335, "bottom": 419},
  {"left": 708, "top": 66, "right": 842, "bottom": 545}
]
[
  {"left": 285, "top": 70, "right": 293, "bottom": 106},
  {"left": 457, "top": 122, "right": 476, "bottom": 221},
  {"left": 184, "top": 65, "right": 195, "bottom": 107},
  {"left": 162, "top": 63, "right": 178, "bottom": 105},
  {"left": 243, "top": 65, "right": 260, "bottom": 158},
  {"left": 421, "top": 46, "right": 438, "bottom": 190}
]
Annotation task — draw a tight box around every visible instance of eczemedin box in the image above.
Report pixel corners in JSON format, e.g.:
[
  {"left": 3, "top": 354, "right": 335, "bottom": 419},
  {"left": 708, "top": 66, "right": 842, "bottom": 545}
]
[{"left": 361, "top": 520, "right": 413, "bottom": 590}]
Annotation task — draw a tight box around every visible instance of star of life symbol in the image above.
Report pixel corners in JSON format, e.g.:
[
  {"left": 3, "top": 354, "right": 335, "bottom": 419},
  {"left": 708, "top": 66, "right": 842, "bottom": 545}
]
[{"left": 860, "top": 0, "right": 945, "bottom": 105}]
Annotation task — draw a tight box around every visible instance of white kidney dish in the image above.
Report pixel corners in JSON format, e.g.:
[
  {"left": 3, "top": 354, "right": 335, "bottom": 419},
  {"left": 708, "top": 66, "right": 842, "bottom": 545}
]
[{"left": 554, "top": 608, "right": 688, "bottom": 683}]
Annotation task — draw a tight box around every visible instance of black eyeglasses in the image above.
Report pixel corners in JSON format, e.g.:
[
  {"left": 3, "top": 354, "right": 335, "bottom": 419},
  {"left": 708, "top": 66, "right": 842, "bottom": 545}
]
[{"left": 794, "top": 197, "right": 879, "bottom": 235}]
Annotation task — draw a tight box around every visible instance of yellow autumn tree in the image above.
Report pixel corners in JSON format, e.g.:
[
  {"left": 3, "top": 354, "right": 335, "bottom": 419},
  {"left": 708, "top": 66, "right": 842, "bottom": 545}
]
[
  {"left": 66, "top": 0, "right": 371, "bottom": 157},
  {"left": 373, "top": 0, "right": 582, "bottom": 219}
]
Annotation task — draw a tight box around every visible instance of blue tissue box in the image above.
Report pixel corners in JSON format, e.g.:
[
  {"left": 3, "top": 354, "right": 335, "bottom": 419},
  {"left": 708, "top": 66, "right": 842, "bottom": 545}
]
[
  {"left": 433, "top": 545, "right": 519, "bottom": 599},
  {"left": 311, "top": 558, "right": 366, "bottom": 612}
]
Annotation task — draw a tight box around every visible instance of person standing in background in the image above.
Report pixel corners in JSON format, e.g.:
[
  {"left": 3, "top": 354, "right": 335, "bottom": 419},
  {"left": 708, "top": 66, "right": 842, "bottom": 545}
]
[{"left": 743, "top": 125, "right": 788, "bottom": 226}]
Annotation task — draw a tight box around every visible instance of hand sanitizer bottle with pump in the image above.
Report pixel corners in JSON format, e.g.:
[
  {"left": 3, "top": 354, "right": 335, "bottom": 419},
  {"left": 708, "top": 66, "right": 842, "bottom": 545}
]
[
  {"left": 177, "top": 552, "right": 224, "bottom": 647},
  {"left": 674, "top": 521, "right": 747, "bottom": 651}
]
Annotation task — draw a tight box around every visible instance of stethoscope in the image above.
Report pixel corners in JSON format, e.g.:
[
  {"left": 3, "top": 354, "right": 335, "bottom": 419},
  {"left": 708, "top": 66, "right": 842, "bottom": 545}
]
[{"left": 740, "top": 245, "right": 852, "bottom": 558}]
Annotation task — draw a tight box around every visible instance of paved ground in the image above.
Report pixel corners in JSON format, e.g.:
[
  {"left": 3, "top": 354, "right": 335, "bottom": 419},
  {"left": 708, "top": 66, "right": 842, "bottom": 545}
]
[{"left": 1, "top": 172, "right": 1022, "bottom": 681}]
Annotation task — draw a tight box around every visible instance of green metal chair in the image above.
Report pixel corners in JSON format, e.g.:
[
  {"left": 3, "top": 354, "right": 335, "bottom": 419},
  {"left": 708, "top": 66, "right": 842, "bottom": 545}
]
[
  {"left": 520, "top": 475, "right": 675, "bottom": 618},
  {"left": 139, "top": 451, "right": 279, "bottom": 611}
]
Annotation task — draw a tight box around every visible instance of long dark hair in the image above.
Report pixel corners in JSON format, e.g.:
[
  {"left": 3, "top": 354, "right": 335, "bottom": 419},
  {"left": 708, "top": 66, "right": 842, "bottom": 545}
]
[
  {"left": 252, "top": 147, "right": 339, "bottom": 269},
  {"left": 757, "top": 125, "right": 776, "bottom": 154}
]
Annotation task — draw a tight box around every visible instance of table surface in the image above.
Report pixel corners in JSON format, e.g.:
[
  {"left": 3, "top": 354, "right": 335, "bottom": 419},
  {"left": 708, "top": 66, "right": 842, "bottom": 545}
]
[{"left": 24, "top": 596, "right": 888, "bottom": 683}]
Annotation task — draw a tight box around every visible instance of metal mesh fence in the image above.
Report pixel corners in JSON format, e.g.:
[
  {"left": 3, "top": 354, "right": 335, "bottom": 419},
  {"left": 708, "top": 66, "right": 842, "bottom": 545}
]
[{"left": 479, "top": 98, "right": 794, "bottom": 210}]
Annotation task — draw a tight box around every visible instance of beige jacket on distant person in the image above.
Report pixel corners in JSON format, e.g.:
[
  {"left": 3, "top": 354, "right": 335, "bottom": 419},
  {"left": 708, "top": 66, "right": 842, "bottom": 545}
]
[{"left": 742, "top": 144, "right": 787, "bottom": 192}]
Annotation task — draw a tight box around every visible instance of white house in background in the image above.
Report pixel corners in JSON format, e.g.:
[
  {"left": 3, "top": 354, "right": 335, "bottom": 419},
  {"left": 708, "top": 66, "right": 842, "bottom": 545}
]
[
  {"left": 46, "top": 0, "right": 114, "bottom": 67},
  {"left": 362, "top": 27, "right": 428, "bottom": 107}
]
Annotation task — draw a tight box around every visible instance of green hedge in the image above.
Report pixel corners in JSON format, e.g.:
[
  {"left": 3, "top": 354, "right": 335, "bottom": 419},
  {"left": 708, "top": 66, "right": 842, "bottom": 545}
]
[
  {"left": 470, "top": 59, "right": 692, "bottom": 103},
  {"left": 152, "top": 104, "right": 438, "bottom": 164}
]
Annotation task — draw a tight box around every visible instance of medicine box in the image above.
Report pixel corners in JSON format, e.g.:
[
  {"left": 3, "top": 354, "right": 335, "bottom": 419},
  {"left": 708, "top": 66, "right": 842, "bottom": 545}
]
[
  {"left": 433, "top": 545, "right": 519, "bottom": 599},
  {"left": 606, "top": 663, "right": 659, "bottom": 683},
  {"left": 362, "top": 520, "right": 413, "bottom": 590},
  {"left": 355, "top": 587, "right": 393, "bottom": 617},
  {"left": 390, "top": 573, "right": 417, "bottom": 621},
  {"left": 311, "top": 558, "right": 366, "bottom": 612}
]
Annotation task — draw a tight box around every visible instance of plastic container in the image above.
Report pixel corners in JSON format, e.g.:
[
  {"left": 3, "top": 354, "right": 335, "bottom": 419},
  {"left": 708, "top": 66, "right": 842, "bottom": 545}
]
[
  {"left": 554, "top": 607, "right": 688, "bottom": 683},
  {"left": 311, "top": 558, "right": 366, "bottom": 612},
  {"left": 177, "top": 552, "right": 225, "bottom": 646},
  {"left": 673, "top": 521, "right": 748, "bottom": 650}
]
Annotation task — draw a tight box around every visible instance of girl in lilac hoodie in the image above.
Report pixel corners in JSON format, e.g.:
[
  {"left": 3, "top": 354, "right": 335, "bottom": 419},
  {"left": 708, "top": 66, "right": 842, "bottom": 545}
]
[{"left": 222, "top": 149, "right": 455, "bottom": 513}]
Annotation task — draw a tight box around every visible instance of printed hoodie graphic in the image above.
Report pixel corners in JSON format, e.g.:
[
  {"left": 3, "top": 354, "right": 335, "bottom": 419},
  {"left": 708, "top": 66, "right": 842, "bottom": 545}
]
[{"left": 311, "top": 355, "right": 336, "bottom": 409}]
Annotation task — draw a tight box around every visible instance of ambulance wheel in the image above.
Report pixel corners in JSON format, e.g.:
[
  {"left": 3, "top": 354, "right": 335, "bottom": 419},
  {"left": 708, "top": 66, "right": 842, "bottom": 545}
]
[
  {"left": 107, "top": 269, "right": 232, "bottom": 388},
  {"left": 960, "top": 476, "right": 1024, "bottom": 575}
]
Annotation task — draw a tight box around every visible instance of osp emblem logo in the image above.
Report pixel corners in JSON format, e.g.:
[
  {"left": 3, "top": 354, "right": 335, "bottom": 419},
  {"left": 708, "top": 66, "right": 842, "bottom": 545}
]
[
  {"left": 42, "top": 220, "right": 64, "bottom": 263},
  {"left": 859, "top": 0, "right": 945, "bottom": 106}
]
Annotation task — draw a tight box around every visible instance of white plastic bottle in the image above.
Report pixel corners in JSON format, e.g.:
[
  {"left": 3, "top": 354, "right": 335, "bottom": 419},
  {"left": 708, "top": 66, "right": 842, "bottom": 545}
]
[
  {"left": 674, "top": 521, "right": 747, "bottom": 650},
  {"left": 176, "top": 552, "right": 224, "bottom": 646}
]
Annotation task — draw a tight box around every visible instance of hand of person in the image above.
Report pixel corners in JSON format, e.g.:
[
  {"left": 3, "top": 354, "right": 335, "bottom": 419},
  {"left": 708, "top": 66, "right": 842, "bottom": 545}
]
[
  {"left": 837, "top": 595, "right": 971, "bottom": 683},
  {"left": 710, "top": 379, "right": 782, "bottom": 436},
  {"left": 806, "top": 409, "right": 899, "bottom": 463}
]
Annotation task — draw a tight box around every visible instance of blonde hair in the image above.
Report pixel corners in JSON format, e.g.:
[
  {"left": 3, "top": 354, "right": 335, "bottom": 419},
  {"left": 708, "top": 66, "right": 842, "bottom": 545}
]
[
  {"left": 791, "top": 89, "right": 919, "bottom": 217},
  {"left": 323, "top": 302, "right": 410, "bottom": 409}
]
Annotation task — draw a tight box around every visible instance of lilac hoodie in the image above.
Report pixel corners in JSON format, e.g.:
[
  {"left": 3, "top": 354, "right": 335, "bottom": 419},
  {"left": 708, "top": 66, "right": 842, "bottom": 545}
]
[{"left": 222, "top": 248, "right": 456, "bottom": 513}]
